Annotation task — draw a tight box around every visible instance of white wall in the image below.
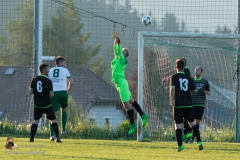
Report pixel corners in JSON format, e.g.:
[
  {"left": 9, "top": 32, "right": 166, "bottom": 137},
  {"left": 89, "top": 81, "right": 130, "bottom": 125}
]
[{"left": 88, "top": 105, "right": 126, "bottom": 127}]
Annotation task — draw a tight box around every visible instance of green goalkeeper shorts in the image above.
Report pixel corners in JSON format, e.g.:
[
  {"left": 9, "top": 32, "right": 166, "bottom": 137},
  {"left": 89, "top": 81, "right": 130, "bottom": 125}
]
[
  {"left": 115, "top": 79, "right": 131, "bottom": 102},
  {"left": 51, "top": 91, "right": 68, "bottom": 112}
]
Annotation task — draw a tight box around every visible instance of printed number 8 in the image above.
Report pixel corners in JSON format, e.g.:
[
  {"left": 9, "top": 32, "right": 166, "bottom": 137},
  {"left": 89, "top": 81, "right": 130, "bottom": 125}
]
[{"left": 53, "top": 69, "right": 60, "bottom": 77}]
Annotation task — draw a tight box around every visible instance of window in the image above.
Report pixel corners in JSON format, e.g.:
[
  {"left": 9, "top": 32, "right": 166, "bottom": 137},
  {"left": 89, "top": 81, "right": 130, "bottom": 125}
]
[
  {"left": 89, "top": 118, "right": 95, "bottom": 124},
  {"left": 104, "top": 118, "right": 110, "bottom": 127},
  {"left": 5, "top": 68, "right": 15, "bottom": 75}
]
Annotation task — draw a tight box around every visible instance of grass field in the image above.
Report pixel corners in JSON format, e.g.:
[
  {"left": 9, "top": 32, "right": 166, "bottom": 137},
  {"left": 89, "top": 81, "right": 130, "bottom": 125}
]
[{"left": 1, "top": 137, "right": 240, "bottom": 160}]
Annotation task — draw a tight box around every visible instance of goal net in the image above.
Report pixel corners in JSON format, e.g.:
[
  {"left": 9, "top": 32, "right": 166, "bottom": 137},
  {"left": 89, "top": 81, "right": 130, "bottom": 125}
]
[{"left": 138, "top": 32, "right": 240, "bottom": 142}]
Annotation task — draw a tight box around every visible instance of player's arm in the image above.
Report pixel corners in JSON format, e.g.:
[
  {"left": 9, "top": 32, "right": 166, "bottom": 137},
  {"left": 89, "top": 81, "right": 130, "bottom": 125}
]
[
  {"left": 162, "top": 76, "right": 171, "bottom": 85},
  {"left": 113, "top": 39, "right": 119, "bottom": 58},
  {"left": 162, "top": 68, "right": 177, "bottom": 85},
  {"left": 29, "top": 78, "right": 34, "bottom": 94},
  {"left": 50, "top": 91, "right": 54, "bottom": 97},
  {"left": 66, "top": 69, "right": 73, "bottom": 92},
  {"left": 113, "top": 32, "right": 119, "bottom": 57},
  {"left": 204, "top": 80, "right": 210, "bottom": 95},
  {"left": 169, "top": 76, "right": 175, "bottom": 106},
  {"left": 67, "top": 78, "right": 73, "bottom": 92},
  {"left": 114, "top": 37, "right": 126, "bottom": 65},
  {"left": 29, "top": 89, "right": 33, "bottom": 94},
  {"left": 49, "top": 80, "right": 54, "bottom": 97},
  {"left": 189, "top": 78, "right": 197, "bottom": 93}
]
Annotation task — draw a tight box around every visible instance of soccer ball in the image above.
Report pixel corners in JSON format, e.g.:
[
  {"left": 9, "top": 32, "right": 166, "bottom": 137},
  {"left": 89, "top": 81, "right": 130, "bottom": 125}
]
[{"left": 142, "top": 15, "right": 152, "bottom": 26}]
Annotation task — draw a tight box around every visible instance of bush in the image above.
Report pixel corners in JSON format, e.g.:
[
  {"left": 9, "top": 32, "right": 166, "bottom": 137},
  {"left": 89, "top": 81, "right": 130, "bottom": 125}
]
[{"left": 0, "top": 119, "right": 236, "bottom": 142}]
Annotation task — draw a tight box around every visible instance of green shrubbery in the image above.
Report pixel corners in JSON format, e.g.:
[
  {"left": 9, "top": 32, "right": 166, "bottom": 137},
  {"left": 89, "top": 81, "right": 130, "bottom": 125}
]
[
  {"left": 0, "top": 97, "right": 236, "bottom": 142},
  {"left": 0, "top": 119, "right": 236, "bottom": 142}
]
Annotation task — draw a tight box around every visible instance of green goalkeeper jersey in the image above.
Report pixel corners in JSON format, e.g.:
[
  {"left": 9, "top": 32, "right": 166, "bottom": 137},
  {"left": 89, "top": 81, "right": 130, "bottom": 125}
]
[{"left": 111, "top": 44, "right": 127, "bottom": 83}]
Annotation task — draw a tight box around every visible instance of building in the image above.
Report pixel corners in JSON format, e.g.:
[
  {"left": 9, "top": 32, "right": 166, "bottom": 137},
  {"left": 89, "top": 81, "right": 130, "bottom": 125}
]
[{"left": 0, "top": 66, "right": 127, "bottom": 127}]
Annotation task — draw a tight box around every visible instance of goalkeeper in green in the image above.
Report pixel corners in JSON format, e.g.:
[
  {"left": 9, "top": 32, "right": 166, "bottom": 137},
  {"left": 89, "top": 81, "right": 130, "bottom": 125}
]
[{"left": 111, "top": 35, "right": 148, "bottom": 134}]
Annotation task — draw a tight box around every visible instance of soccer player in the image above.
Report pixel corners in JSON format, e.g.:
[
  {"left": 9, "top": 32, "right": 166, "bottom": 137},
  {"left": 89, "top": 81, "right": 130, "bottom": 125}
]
[
  {"left": 162, "top": 57, "right": 192, "bottom": 141},
  {"left": 29, "top": 64, "right": 61, "bottom": 143},
  {"left": 162, "top": 57, "right": 191, "bottom": 85},
  {"left": 111, "top": 34, "right": 148, "bottom": 134},
  {"left": 48, "top": 56, "right": 73, "bottom": 141},
  {"left": 170, "top": 58, "right": 203, "bottom": 152},
  {"left": 189, "top": 66, "right": 210, "bottom": 143}
]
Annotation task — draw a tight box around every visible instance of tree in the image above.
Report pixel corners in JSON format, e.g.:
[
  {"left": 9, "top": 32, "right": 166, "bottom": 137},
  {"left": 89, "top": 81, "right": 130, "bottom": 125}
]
[
  {"left": 194, "top": 29, "right": 199, "bottom": 33},
  {"left": 160, "top": 12, "right": 186, "bottom": 32},
  {"left": 215, "top": 25, "right": 232, "bottom": 34},
  {"left": 66, "top": 96, "right": 83, "bottom": 126},
  {"left": 43, "top": 0, "right": 104, "bottom": 76},
  {"left": 0, "top": 0, "right": 34, "bottom": 66},
  {"left": 180, "top": 20, "right": 187, "bottom": 32}
]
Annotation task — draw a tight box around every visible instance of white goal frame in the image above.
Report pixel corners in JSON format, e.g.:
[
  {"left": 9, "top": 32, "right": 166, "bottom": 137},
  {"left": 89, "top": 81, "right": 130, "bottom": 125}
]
[{"left": 137, "top": 31, "right": 240, "bottom": 142}]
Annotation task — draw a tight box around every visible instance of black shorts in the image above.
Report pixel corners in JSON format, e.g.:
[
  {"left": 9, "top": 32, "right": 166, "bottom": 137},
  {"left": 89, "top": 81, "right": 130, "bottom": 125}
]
[
  {"left": 192, "top": 106, "right": 205, "bottom": 120},
  {"left": 174, "top": 107, "right": 194, "bottom": 124},
  {"left": 34, "top": 106, "right": 56, "bottom": 120}
]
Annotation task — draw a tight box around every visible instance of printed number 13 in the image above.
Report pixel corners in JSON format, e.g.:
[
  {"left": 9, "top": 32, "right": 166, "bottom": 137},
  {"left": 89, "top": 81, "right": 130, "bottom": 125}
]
[{"left": 179, "top": 78, "right": 188, "bottom": 91}]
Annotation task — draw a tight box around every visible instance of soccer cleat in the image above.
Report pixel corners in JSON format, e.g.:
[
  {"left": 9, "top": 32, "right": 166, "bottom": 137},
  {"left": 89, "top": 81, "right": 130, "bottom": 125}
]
[
  {"left": 61, "top": 131, "right": 67, "bottom": 135},
  {"left": 141, "top": 114, "right": 148, "bottom": 128},
  {"left": 50, "top": 136, "right": 55, "bottom": 141},
  {"left": 198, "top": 141, "right": 203, "bottom": 150},
  {"left": 176, "top": 144, "right": 184, "bottom": 152},
  {"left": 188, "top": 138, "right": 194, "bottom": 144},
  {"left": 182, "top": 133, "right": 192, "bottom": 141},
  {"left": 128, "top": 122, "right": 137, "bottom": 134},
  {"left": 30, "top": 139, "right": 34, "bottom": 142},
  {"left": 56, "top": 138, "right": 62, "bottom": 143}
]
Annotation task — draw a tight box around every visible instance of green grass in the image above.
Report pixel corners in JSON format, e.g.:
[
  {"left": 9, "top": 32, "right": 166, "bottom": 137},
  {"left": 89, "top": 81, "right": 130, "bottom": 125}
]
[{"left": 1, "top": 137, "right": 240, "bottom": 160}]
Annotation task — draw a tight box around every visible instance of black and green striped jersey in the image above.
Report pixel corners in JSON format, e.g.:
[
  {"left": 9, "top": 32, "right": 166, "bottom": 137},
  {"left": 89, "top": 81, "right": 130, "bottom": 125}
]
[
  {"left": 192, "top": 77, "right": 210, "bottom": 107},
  {"left": 171, "top": 72, "right": 196, "bottom": 108}
]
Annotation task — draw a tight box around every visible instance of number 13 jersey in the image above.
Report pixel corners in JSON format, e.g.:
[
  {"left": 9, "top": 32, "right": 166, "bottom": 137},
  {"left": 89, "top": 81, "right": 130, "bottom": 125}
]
[
  {"left": 170, "top": 72, "right": 196, "bottom": 107},
  {"left": 48, "top": 67, "right": 71, "bottom": 91}
]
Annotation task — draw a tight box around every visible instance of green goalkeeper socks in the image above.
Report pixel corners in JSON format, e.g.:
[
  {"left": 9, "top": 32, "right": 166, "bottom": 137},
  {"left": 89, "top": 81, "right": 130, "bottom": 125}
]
[{"left": 62, "top": 112, "right": 67, "bottom": 131}]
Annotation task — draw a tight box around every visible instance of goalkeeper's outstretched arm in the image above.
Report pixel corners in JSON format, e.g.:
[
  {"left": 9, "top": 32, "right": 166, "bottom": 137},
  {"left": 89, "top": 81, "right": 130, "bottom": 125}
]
[{"left": 113, "top": 37, "right": 126, "bottom": 65}]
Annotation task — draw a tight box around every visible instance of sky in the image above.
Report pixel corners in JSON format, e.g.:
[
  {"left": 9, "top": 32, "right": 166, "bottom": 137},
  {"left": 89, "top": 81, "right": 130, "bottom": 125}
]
[{"left": 130, "top": 0, "right": 238, "bottom": 33}]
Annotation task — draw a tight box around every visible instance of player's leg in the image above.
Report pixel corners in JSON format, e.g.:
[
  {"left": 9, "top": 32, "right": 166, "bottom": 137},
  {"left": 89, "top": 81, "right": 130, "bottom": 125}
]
[
  {"left": 61, "top": 108, "right": 67, "bottom": 135},
  {"left": 46, "top": 107, "right": 62, "bottom": 143},
  {"left": 59, "top": 91, "right": 68, "bottom": 135},
  {"left": 30, "top": 108, "right": 43, "bottom": 142},
  {"left": 174, "top": 108, "right": 184, "bottom": 152},
  {"left": 123, "top": 101, "right": 136, "bottom": 134},
  {"left": 49, "top": 92, "right": 60, "bottom": 140},
  {"left": 186, "top": 108, "right": 203, "bottom": 150},
  {"left": 183, "top": 114, "right": 193, "bottom": 142},
  {"left": 49, "top": 111, "right": 58, "bottom": 141},
  {"left": 50, "top": 119, "right": 61, "bottom": 143},
  {"left": 183, "top": 119, "right": 192, "bottom": 143},
  {"left": 116, "top": 80, "right": 136, "bottom": 134},
  {"left": 129, "top": 94, "right": 148, "bottom": 127},
  {"left": 189, "top": 106, "right": 204, "bottom": 143},
  {"left": 30, "top": 119, "right": 39, "bottom": 142},
  {"left": 129, "top": 96, "right": 144, "bottom": 116}
]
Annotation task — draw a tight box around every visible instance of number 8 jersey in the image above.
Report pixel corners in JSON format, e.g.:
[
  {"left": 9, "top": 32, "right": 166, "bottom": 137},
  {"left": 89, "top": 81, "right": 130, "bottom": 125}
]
[
  {"left": 48, "top": 67, "right": 71, "bottom": 91},
  {"left": 170, "top": 72, "right": 196, "bottom": 107}
]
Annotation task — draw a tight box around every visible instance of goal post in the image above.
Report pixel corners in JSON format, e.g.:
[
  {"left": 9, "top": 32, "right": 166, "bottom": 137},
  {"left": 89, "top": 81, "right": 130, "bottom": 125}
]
[{"left": 137, "top": 31, "right": 240, "bottom": 142}]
